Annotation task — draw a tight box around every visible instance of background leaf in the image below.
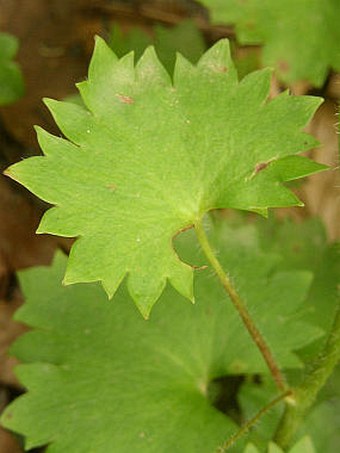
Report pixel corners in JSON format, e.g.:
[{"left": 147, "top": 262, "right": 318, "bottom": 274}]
[
  {"left": 244, "top": 436, "right": 316, "bottom": 452},
  {"left": 200, "top": 0, "right": 340, "bottom": 86},
  {"left": 1, "top": 220, "right": 324, "bottom": 452},
  {"left": 0, "top": 33, "right": 24, "bottom": 105},
  {"left": 257, "top": 216, "right": 340, "bottom": 359},
  {"left": 109, "top": 20, "right": 206, "bottom": 74}
]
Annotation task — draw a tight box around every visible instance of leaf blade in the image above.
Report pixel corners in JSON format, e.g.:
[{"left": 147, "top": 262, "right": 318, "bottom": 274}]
[{"left": 4, "top": 37, "right": 324, "bottom": 313}]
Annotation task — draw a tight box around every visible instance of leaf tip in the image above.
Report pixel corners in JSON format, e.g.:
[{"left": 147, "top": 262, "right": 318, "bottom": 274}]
[
  {"left": 141, "top": 310, "right": 150, "bottom": 321},
  {"left": 139, "top": 44, "right": 158, "bottom": 61},
  {"left": 250, "top": 207, "right": 269, "bottom": 218},
  {"left": 61, "top": 276, "right": 69, "bottom": 287},
  {"left": 92, "top": 34, "right": 118, "bottom": 61},
  {"left": 136, "top": 291, "right": 163, "bottom": 318},
  {"left": 93, "top": 34, "right": 106, "bottom": 48},
  {"left": 137, "top": 45, "right": 171, "bottom": 85},
  {"left": 3, "top": 164, "right": 19, "bottom": 183},
  {"left": 262, "top": 66, "right": 275, "bottom": 81},
  {"left": 136, "top": 301, "right": 152, "bottom": 320},
  {"left": 62, "top": 266, "right": 79, "bottom": 287},
  {"left": 197, "top": 38, "right": 235, "bottom": 75},
  {"left": 35, "top": 223, "right": 46, "bottom": 235},
  {"left": 42, "top": 96, "right": 54, "bottom": 108},
  {"left": 3, "top": 166, "right": 12, "bottom": 178}
]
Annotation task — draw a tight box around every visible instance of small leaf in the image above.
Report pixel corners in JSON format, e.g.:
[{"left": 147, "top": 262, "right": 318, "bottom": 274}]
[
  {"left": 244, "top": 444, "right": 261, "bottom": 453},
  {"left": 289, "top": 436, "right": 315, "bottom": 453},
  {"left": 268, "top": 443, "right": 284, "bottom": 453},
  {"left": 297, "top": 399, "right": 340, "bottom": 452},
  {"left": 243, "top": 437, "right": 316, "bottom": 453}
]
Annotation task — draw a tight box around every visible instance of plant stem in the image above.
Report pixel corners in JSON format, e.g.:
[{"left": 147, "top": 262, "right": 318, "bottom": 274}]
[
  {"left": 274, "top": 302, "right": 340, "bottom": 449},
  {"left": 217, "top": 390, "right": 292, "bottom": 452},
  {"left": 194, "top": 219, "right": 287, "bottom": 393}
]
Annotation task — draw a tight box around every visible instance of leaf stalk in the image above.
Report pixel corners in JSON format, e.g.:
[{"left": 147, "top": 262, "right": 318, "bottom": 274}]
[
  {"left": 217, "top": 390, "right": 292, "bottom": 452},
  {"left": 274, "top": 302, "right": 340, "bottom": 448},
  {"left": 195, "top": 219, "right": 287, "bottom": 393}
]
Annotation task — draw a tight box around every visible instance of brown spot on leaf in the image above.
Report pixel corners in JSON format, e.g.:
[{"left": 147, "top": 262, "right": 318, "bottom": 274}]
[
  {"left": 278, "top": 60, "right": 290, "bottom": 73},
  {"left": 192, "top": 264, "right": 208, "bottom": 271},
  {"left": 254, "top": 161, "right": 270, "bottom": 174},
  {"left": 106, "top": 183, "right": 117, "bottom": 192},
  {"left": 4, "top": 412, "right": 13, "bottom": 420},
  {"left": 116, "top": 94, "right": 134, "bottom": 104},
  {"left": 292, "top": 244, "right": 301, "bottom": 253},
  {"left": 248, "top": 160, "right": 273, "bottom": 180},
  {"left": 245, "top": 20, "right": 256, "bottom": 30}
]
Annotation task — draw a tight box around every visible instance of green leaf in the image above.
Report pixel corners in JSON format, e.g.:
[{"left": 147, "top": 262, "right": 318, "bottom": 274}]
[
  {"left": 200, "top": 0, "right": 340, "bottom": 86},
  {"left": 4, "top": 37, "right": 324, "bottom": 315},
  {"left": 257, "top": 217, "right": 340, "bottom": 357},
  {"left": 1, "top": 223, "right": 323, "bottom": 451},
  {"left": 153, "top": 20, "right": 206, "bottom": 73},
  {"left": 0, "top": 33, "right": 24, "bottom": 105},
  {"left": 240, "top": 377, "right": 340, "bottom": 451},
  {"left": 176, "top": 222, "right": 324, "bottom": 372},
  {"left": 109, "top": 20, "right": 206, "bottom": 74},
  {"left": 297, "top": 387, "right": 340, "bottom": 452},
  {"left": 244, "top": 436, "right": 315, "bottom": 453},
  {"left": 238, "top": 376, "right": 282, "bottom": 448},
  {"left": 3, "top": 253, "right": 236, "bottom": 452},
  {"left": 268, "top": 443, "right": 284, "bottom": 453},
  {"left": 109, "top": 24, "right": 153, "bottom": 62},
  {"left": 288, "top": 436, "right": 316, "bottom": 453},
  {"left": 244, "top": 444, "right": 261, "bottom": 453}
]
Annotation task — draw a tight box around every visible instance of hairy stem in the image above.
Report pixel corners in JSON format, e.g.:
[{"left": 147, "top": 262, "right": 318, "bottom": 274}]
[
  {"left": 274, "top": 302, "right": 340, "bottom": 448},
  {"left": 217, "top": 390, "right": 292, "bottom": 452},
  {"left": 195, "top": 219, "right": 287, "bottom": 392}
]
